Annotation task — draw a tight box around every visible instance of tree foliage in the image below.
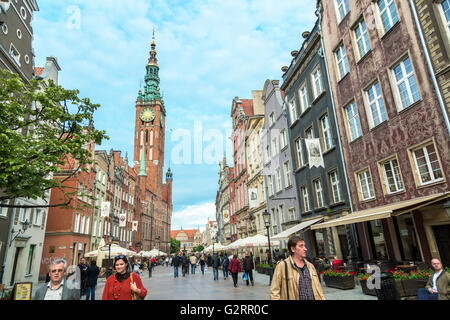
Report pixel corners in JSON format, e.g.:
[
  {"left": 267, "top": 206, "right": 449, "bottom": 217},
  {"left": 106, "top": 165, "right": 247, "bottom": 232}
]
[
  {"left": 170, "top": 238, "right": 181, "bottom": 254},
  {"left": 0, "top": 69, "right": 108, "bottom": 207}
]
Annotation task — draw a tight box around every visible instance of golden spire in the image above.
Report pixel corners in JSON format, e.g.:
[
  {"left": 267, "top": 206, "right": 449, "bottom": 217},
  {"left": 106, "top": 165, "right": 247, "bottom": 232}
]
[
  {"left": 147, "top": 27, "right": 158, "bottom": 66},
  {"left": 152, "top": 27, "right": 155, "bottom": 45}
]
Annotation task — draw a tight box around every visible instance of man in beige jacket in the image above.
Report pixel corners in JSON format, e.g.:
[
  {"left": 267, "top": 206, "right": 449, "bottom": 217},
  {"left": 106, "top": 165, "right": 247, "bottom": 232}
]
[{"left": 270, "top": 235, "right": 325, "bottom": 300}]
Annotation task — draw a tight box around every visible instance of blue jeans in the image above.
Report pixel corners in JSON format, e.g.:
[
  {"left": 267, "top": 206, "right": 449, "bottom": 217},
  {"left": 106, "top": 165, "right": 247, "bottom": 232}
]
[
  {"left": 417, "top": 288, "right": 438, "bottom": 300},
  {"left": 191, "top": 264, "right": 196, "bottom": 274},
  {"left": 201, "top": 265, "right": 205, "bottom": 274},
  {"left": 174, "top": 266, "right": 179, "bottom": 278},
  {"left": 85, "top": 286, "right": 96, "bottom": 300},
  {"left": 213, "top": 267, "right": 219, "bottom": 280},
  {"left": 223, "top": 267, "right": 228, "bottom": 278}
]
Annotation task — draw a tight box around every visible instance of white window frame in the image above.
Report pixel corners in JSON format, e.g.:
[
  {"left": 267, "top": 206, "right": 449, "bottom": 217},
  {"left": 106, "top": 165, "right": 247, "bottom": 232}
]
[
  {"left": 272, "top": 137, "right": 278, "bottom": 157},
  {"left": 9, "top": 43, "right": 21, "bottom": 66},
  {"left": 85, "top": 216, "right": 90, "bottom": 235},
  {"left": 365, "top": 82, "right": 388, "bottom": 128},
  {"left": 382, "top": 158, "right": 404, "bottom": 194},
  {"left": 358, "top": 170, "right": 375, "bottom": 200},
  {"left": 1, "top": 201, "right": 9, "bottom": 217},
  {"left": 335, "top": 0, "right": 350, "bottom": 22},
  {"left": 329, "top": 171, "right": 343, "bottom": 203},
  {"left": 80, "top": 215, "right": 86, "bottom": 234},
  {"left": 280, "top": 129, "right": 287, "bottom": 149},
  {"left": 377, "top": 0, "right": 399, "bottom": 33},
  {"left": 311, "top": 67, "right": 324, "bottom": 99},
  {"left": 391, "top": 56, "right": 420, "bottom": 111},
  {"left": 288, "top": 98, "right": 298, "bottom": 124},
  {"left": 288, "top": 208, "right": 296, "bottom": 221},
  {"left": 345, "top": 102, "right": 362, "bottom": 141},
  {"left": 268, "top": 175, "right": 274, "bottom": 197},
  {"left": 354, "top": 19, "right": 371, "bottom": 59},
  {"left": 74, "top": 213, "right": 80, "bottom": 233},
  {"left": 439, "top": 0, "right": 450, "bottom": 36},
  {"left": 320, "top": 114, "right": 334, "bottom": 151},
  {"left": 335, "top": 44, "right": 349, "bottom": 79},
  {"left": 412, "top": 143, "right": 444, "bottom": 185},
  {"left": 301, "top": 186, "right": 311, "bottom": 212},
  {"left": 275, "top": 167, "right": 282, "bottom": 192},
  {"left": 283, "top": 161, "right": 292, "bottom": 188},
  {"left": 295, "top": 138, "right": 304, "bottom": 168},
  {"left": 269, "top": 112, "right": 275, "bottom": 126},
  {"left": 299, "top": 83, "right": 309, "bottom": 114},
  {"left": 314, "top": 179, "right": 325, "bottom": 208}
]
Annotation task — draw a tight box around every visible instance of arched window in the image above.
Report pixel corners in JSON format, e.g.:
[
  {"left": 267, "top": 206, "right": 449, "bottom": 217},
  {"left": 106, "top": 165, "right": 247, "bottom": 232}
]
[{"left": 145, "top": 130, "right": 148, "bottom": 143}]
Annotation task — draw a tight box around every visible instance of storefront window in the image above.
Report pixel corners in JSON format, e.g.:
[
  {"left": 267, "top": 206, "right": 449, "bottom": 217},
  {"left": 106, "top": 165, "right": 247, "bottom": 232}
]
[
  {"left": 369, "top": 220, "right": 387, "bottom": 260},
  {"left": 395, "top": 213, "right": 420, "bottom": 261},
  {"left": 313, "top": 230, "right": 326, "bottom": 257}
]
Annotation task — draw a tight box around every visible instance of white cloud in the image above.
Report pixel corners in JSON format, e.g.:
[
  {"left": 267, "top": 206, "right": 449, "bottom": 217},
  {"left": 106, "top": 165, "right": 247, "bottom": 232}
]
[{"left": 171, "top": 202, "right": 216, "bottom": 230}]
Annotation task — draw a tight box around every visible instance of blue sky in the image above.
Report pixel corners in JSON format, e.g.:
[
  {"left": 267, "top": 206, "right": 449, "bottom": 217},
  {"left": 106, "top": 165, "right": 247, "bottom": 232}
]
[{"left": 32, "top": 0, "right": 317, "bottom": 231}]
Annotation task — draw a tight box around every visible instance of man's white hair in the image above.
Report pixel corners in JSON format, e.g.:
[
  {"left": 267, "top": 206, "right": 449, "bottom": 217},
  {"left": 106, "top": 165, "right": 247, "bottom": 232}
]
[{"left": 48, "top": 258, "right": 67, "bottom": 271}]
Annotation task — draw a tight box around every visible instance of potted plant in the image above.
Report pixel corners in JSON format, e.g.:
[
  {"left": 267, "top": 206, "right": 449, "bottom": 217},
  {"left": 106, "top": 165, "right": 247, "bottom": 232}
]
[
  {"left": 323, "top": 269, "right": 355, "bottom": 290},
  {"left": 391, "top": 270, "right": 408, "bottom": 298},
  {"left": 357, "top": 273, "right": 376, "bottom": 296}
]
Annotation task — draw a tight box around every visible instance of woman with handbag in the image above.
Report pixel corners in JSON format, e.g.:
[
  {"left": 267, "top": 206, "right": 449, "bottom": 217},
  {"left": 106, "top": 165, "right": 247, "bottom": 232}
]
[{"left": 102, "top": 255, "right": 147, "bottom": 300}]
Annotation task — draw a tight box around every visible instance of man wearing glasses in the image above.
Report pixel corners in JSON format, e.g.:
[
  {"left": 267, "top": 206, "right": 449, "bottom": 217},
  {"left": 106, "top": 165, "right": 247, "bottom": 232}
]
[{"left": 34, "top": 259, "right": 80, "bottom": 300}]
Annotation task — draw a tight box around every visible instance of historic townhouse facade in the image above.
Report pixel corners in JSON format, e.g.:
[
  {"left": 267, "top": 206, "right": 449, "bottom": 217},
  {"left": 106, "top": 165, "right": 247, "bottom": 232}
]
[
  {"left": 230, "top": 97, "right": 254, "bottom": 241},
  {"left": 261, "top": 80, "right": 301, "bottom": 249},
  {"left": 280, "top": 20, "right": 354, "bottom": 261},
  {"left": 216, "top": 154, "right": 233, "bottom": 245},
  {"left": 314, "top": 0, "right": 450, "bottom": 266},
  {"left": 90, "top": 150, "right": 108, "bottom": 252}
]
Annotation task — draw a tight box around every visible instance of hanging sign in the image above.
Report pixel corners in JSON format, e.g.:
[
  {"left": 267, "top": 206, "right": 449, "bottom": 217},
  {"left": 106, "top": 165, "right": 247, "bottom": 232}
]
[
  {"left": 100, "top": 201, "right": 110, "bottom": 218},
  {"left": 132, "top": 221, "right": 138, "bottom": 232},
  {"left": 305, "top": 138, "right": 324, "bottom": 168},
  {"left": 223, "top": 210, "right": 230, "bottom": 224},
  {"left": 119, "top": 213, "right": 126, "bottom": 227}
]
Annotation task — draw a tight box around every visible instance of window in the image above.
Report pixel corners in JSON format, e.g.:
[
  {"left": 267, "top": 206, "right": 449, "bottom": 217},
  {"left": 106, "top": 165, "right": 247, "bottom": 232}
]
[
  {"left": 335, "top": 0, "right": 349, "bottom": 21},
  {"left": 320, "top": 114, "right": 334, "bottom": 151},
  {"left": 19, "top": 207, "right": 29, "bottom": 223},
  {"left": 441, "top": 0, "right": 450, "bottom": 33},
  {"left": 311, "top": 68, "right": 324, "bottom": 99},
  {"left": 288, "top": 99, "right": 298, "bottom": 124},
  {"left": 268, "top": 175, "right": 274, "bottom": 196},
  {"left": 314, "top": 179, "right": 325, "bottom": 208},
  {"left": 365, "top": 82, "right": 387, "bottom": 128},
  {"left": 299, "top": 84, "right": 309, "bottom": 113},
  {"left": 272, "top": 137, "right": 278, "bottom": 157},
  {"left": 26, "top": 245, "right": 35, "bottom": 275},
  {"left": 288, "top": 208, "right": 297, "bottom": 221},
  {"left": 345, "top": 102, "right": 362, "bottom": 141},
  {"left": 295, "top": 138, "right": 304, "bottom": 168},
  {"left": 391, "top": 57, "right": 420, "bottom": 110},
  {"left": 377, "top": 0, "right": 399, "bottom": 33},
  {"left": 80, "top": 215, "right": 86, "bottom": 234},
  {"left": 34, "top": 209, "right": 43, "bottom": 226},
  {"left": 335, "top": 44, "right": 349, "bottom": 79},
  {"left": 78, "top": 183, "right": 83, "bottom": 199},
  {"left": 300, "top": 186, "right": 311, "bottom": 212},
  {"left": 74, "top": 213, "right": 80, "bottom": 233},
  {"left": 1, "top": 201, "right": 9, "bottom": 217},
  {"left": 280, "top": 129, "right": 287, "bottom": 149},
  {"left": 275, "top": 167, "right": 282, "bottom": 192},
  {"left": 278, "top": 204, "right": 284, "bottom": 224},
  {"left": 9, "top": 43, "right": 20, "bottom": 66},
  {"left": 354, "top": 19, "right": 371, "bottom": 59},
  {"left": 381, "top": 158, "right": 404, "bottom": 193},
  {"left": 305, "top": 126, "right": 314, "bottom": 139},
  {"left": 412, "top": 143, "right": 443, "bottom": 185},
  {"left": 329, "top": 171, "right": 343, "bottom": 203},
  {"left": 358, "top": 170, "right": 375, "bottom": 200},
  {"left": 269, "top": 112, "right": 275, "bottom": 126},
  {"left": 284, "top": 161, "right": 292, "bottom": 188},
  {"left": 265, "top": 145, "right": 271, "bottom": 162}
]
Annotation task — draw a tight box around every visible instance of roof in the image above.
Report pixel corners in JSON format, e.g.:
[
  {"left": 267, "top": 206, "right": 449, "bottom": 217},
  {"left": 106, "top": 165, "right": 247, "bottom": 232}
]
[{"left": 171, "top": 229, "right": 200, "bottom": 240}]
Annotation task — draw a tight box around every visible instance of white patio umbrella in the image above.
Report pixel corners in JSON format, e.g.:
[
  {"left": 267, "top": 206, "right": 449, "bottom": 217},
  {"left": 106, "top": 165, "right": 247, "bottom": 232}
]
[
  {"left": 239, "top": 234, "right": 278, "bottom": 248},
  {"left": 85, "top": 244, "right": 136, "bottom": 258}
]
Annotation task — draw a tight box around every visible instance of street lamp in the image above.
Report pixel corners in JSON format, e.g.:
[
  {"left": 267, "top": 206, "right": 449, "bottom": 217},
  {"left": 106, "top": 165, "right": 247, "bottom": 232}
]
[
  {"left": 262, "top": 209, "right": 273, "bottom": 284},
  {"left": 10, "top": 219, "right": 30, "bottom": 247},
  {"left": 107, "top": 233, "right": 113, "bottom": 277}
]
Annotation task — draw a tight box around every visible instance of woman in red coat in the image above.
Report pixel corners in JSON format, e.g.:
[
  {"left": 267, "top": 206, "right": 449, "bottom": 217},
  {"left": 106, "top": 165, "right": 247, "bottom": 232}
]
[
  {"left": 102, "top": 255, "right": 147, "bottom": 300},
  {"left": 228, "top": 254, "right": 242, "bottom": 288}
]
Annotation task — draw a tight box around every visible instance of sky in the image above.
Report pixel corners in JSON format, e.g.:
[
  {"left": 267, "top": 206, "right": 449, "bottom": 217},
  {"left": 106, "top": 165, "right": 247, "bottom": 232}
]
[{"left": 32, "top": 0, "right": 317, "bottom": 232}]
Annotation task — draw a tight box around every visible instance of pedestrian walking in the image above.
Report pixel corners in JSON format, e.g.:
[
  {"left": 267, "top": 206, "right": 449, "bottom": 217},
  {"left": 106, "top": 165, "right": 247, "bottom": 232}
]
[
  {"left": 190, "top": 254, "right": 198, "bottom": 274},
  {"left": 199, "top": 254, "right": 206, "bottom": 275},
  {"left": 270, "top": 235, "right": 325, "bottom": 300},
  {"left": 102, "top": 255, "right": 147, "bottom": 300},
  {"left": 228, "top": 254, "right": 241, "bottom": 287},
  {"left": 133, "top": 261, "right": 140, "bottom": 276},
  {"left": 207, "top": 254, "right": 212, "bottom": 267},
  {"left": 212, "top": 252, "right": 220, "bottom": 280},
  {"left": 221, "top": 253, "right": 230, "bottom": 280},
  {"left": 172, "top": 253, "right": 181, "bottom": 278},
  {"left": 242, "top": 251, "right": 254, "bottom": 286},
  {"left": 85, "top": 261, "right": 100, "bottom": 300},
  {"left": 34, "top": 259, "right": 80, "bottom": 300},
  {"left": 77, "top": 257, "right": 88, "bottom": 297},
  {"left": 165, "top": 257, "right": 169, "bottom": 267},
  {"left": 181, "top": 253, "right": 189, "bottom": 277}
]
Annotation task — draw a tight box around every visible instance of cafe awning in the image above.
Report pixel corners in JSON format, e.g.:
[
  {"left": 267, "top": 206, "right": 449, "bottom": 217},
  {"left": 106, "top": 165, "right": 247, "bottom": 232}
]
[
  {"left": 271, "top": 217, "right": 323, "bottom": 241},
  {"left": 310, "top": 192, "right": 448, "bottom": 230}
]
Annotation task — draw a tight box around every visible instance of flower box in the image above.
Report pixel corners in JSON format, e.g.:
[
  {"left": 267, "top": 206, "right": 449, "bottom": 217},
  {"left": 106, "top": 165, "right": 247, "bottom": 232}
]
[
  {"left": 359, "top": 279, "right": 376, "bottom": 296},
  {"left": 401, "top": 279, "right": 428, "bottom": 297},
  {"left": 323, "top": 271, "right": 355, "bottom": 290}
]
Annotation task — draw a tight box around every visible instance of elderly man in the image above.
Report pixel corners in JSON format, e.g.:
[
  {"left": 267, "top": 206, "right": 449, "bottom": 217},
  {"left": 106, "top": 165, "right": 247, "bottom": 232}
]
[
  {"left": 34, "top": 259, "right": 80, "bottom": 300},
  {"left": 418, "top": 258, "right": 450, "bottom": 300}
]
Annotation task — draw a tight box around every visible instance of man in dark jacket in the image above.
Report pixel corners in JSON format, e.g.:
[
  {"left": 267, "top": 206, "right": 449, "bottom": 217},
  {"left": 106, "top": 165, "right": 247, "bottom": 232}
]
[
  {"left": 207, "top": 254, "right": 212, "bottom": 267},
  {"left": 212, "top": 253, "right": 220, "bottom": 280},
  {"left": 221, "top": 254, "right": 230, "bottom": 280},
  {"left": 85, "top": 261, "right": 100, "bottom": 300},
  {"left": 243, "top": 251, "right": 255, "bottom": 286},
  {"left": 172, "top": 254, "right": 181, "bottom": 278},
  {"left": 77, "top": 258, "right": 88, "bottom": 297},
  {"left": 181, "top": 253, "right": 189, "bottom": 277}
]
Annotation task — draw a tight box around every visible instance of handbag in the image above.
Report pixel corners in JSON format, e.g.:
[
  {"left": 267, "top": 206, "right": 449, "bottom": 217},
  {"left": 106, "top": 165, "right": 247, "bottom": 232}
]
[
  {"left": 130, "top": 273, "right": 143, "bottom": 300},
  {"left": 243, "top": 272, "right": 248, "bottom": 281}
]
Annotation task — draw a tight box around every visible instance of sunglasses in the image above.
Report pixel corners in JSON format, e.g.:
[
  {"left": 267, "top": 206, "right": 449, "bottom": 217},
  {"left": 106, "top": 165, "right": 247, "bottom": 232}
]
[
  {"left": 114, "top": 255, "right": 127, "bottom": 262},
  {"left": 50, "top": 269, "right": 64, "bottom": 274}
]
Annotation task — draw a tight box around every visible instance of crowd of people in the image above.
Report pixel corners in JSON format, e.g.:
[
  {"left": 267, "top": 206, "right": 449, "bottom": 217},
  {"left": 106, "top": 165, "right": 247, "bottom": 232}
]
[{"left": 32, "top": 237, "right": 450, "bottom": 300}]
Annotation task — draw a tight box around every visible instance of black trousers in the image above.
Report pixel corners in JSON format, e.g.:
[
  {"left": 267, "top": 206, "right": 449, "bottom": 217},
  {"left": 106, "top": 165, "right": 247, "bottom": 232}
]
[
  {"left": 244, "top": 270, "right": 253, "bottom": 285},
  {"left": 231, "top": 272, "right": 238, "bottom": 286}
]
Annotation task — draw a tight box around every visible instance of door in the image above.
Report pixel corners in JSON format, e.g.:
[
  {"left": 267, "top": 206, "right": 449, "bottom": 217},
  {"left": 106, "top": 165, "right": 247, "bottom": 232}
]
[
  {"left": 10, "top": 247, "right": 22, "bottom": 286},
  {"left": 433, "top": 224, "right": 450, "bottom": 268}
]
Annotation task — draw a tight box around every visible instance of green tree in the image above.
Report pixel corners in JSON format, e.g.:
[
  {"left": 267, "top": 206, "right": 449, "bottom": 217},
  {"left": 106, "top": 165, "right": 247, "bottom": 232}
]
[
  {"left": 193, "top": 245, "right": 204, "bottom": 252},
  {"left": 170, "top": 238, "right": 181, "bottom": 254},
  {"left": 0, "top": 69, "right": 108, "bottom": 208}
]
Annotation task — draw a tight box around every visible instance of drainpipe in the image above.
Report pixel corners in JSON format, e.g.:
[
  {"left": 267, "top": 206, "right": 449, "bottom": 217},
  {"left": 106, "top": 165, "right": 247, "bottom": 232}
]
[
  {"left": 409, "top": 0, "right": 450, "bottom": 136},
  {"left": 315, "top": 5, "right": 360, "bottom": 260}
]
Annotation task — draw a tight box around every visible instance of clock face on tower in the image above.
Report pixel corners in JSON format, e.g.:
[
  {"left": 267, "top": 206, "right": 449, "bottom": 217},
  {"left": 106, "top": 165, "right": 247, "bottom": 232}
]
[{"left": 140, "top": 107, "right": 156, "bottom": 122}]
